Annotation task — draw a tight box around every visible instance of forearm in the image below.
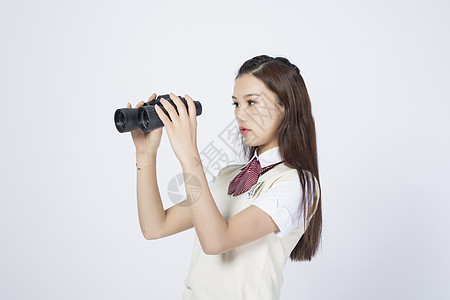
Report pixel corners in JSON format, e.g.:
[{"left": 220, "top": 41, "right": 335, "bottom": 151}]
[
  {"left": 181, "top": 155, "right": 228, "bottom": 254},
  {"left": 136, "top": 152, "right": 166, "bottom": 239}
]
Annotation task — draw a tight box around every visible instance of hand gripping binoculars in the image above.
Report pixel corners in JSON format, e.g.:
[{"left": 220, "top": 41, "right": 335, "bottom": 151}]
[{"left": 114, "top": 94, "right": 202, "bottom": 133}]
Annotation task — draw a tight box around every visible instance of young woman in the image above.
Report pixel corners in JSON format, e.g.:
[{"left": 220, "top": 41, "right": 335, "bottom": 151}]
[{"left": 127, "top": 55, "right": 322, "bottom": 299}]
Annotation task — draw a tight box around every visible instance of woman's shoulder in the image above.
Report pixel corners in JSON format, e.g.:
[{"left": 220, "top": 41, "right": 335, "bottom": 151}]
[
  {"left": 269, "top": 163, "right": 300, "bottom": 180},
  {"left": 270, "top": 164, "right": 319, "bottom": 187}
]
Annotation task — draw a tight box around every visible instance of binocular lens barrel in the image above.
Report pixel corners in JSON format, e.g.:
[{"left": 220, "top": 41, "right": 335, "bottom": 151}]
[
  {"left": 114, "top": 108, "right": 141, "bottom": 133},
  {"left": 114, "top": 94, "right": 202, "bottom": 133},
  {"left": 138, "top": 106, "right": 160, "bottom": 132}
]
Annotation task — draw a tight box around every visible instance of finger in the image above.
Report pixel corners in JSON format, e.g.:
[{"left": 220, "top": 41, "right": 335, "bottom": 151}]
[
  {"left": 147, "top": 93, "right": 157, "bottom": 103},
  {"left": 169, "top": 93, "right": 187, "bottom": 119},
  {"left": 154, "top": 102, "right": 172, "bottom": 128},
  {"left": 135, "top": 100, "right": 145, "bottom": 108},
  {"left": 127, "top": 102, "right": 131, "bottom": 108},
  {"left": 159, "top": 96, "right": 178, "bottom": 123},
  {"left": 184, "top": 94, "right": 197, "bottom": 121}
]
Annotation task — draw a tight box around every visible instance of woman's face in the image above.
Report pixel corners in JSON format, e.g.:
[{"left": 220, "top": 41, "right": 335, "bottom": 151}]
[{"left": 232, "top": 74, "right": 285, "bottom": 155}]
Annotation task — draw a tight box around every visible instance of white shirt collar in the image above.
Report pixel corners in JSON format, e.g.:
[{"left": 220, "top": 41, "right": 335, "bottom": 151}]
[{"left": 241, "top": 146, "right": 283, "bottom": 169}]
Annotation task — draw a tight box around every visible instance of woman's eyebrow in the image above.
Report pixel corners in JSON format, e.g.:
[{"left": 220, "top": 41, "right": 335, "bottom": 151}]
[{"left": 231, "top": 93, "right": 261, "bottom": 100}]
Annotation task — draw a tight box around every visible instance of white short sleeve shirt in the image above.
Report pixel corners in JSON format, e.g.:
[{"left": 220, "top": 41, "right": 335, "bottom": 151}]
[
  {"left": 235, "top": 146, "right": 305, "bottom": 238},
  {"left": 252, "top": 179, "right": 302, "bottom": 238}
]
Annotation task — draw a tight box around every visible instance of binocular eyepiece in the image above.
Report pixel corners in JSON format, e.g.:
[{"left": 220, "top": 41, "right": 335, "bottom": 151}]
[{"left": 114, "top": 94, "right": 202, "bottom": 133}]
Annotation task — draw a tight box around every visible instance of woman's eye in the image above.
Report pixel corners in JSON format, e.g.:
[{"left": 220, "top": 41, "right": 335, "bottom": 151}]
[{"left": 231, "top": 100, "right": 255, "bottom": 107}]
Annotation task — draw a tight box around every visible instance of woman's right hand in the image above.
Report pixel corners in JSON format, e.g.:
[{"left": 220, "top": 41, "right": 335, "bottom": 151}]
[{"left": 128, "top": 93, "right": 163, "bottom": 154}]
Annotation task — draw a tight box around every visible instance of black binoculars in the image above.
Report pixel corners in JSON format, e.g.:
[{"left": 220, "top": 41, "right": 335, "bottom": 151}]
[{"left": 114, "top": 94, "right": 202, "bottom": 133}]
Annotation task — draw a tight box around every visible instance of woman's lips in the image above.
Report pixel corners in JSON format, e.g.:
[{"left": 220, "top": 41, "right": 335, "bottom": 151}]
[{"left": 239, "top": 127, "right": 251, "bottom": 135}]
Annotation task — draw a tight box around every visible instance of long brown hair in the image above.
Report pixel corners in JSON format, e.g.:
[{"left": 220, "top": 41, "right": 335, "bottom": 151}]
[{"left": 236, "top": 55, "right": 322, "bottom": 261}]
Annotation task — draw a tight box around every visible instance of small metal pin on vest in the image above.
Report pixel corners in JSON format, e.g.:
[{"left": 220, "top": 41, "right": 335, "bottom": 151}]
[{"left": 247, "top": 181, "right": 264, "bottom": 198}]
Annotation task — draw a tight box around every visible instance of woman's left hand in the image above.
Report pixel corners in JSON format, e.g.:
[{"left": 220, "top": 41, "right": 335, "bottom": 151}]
[{"left": 154, "top": 93, "right": 200, "bottom": 165}]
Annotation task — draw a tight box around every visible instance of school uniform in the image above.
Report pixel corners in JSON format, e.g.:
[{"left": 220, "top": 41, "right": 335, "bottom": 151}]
[{"left": 182, "top": 146, "right": 320, "bottom": 300}]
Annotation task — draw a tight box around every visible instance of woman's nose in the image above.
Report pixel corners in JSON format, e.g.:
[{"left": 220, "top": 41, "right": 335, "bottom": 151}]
[{"left": 235, "top": 107, "right": 247, "bottom": 122}]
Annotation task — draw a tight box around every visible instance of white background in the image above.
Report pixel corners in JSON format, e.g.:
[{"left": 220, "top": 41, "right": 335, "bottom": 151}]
[{"left": 1, "top": 0, "right": 449, "bottom": 299}]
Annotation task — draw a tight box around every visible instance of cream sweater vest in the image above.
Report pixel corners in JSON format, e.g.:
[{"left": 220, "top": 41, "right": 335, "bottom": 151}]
[{"left": 182, "top": 162, "right": 319, "bottom": 300}]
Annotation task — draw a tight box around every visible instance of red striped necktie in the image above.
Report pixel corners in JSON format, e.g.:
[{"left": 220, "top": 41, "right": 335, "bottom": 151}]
[{"left": 227, "top": 157, "right": 284, "bottom": 197}]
